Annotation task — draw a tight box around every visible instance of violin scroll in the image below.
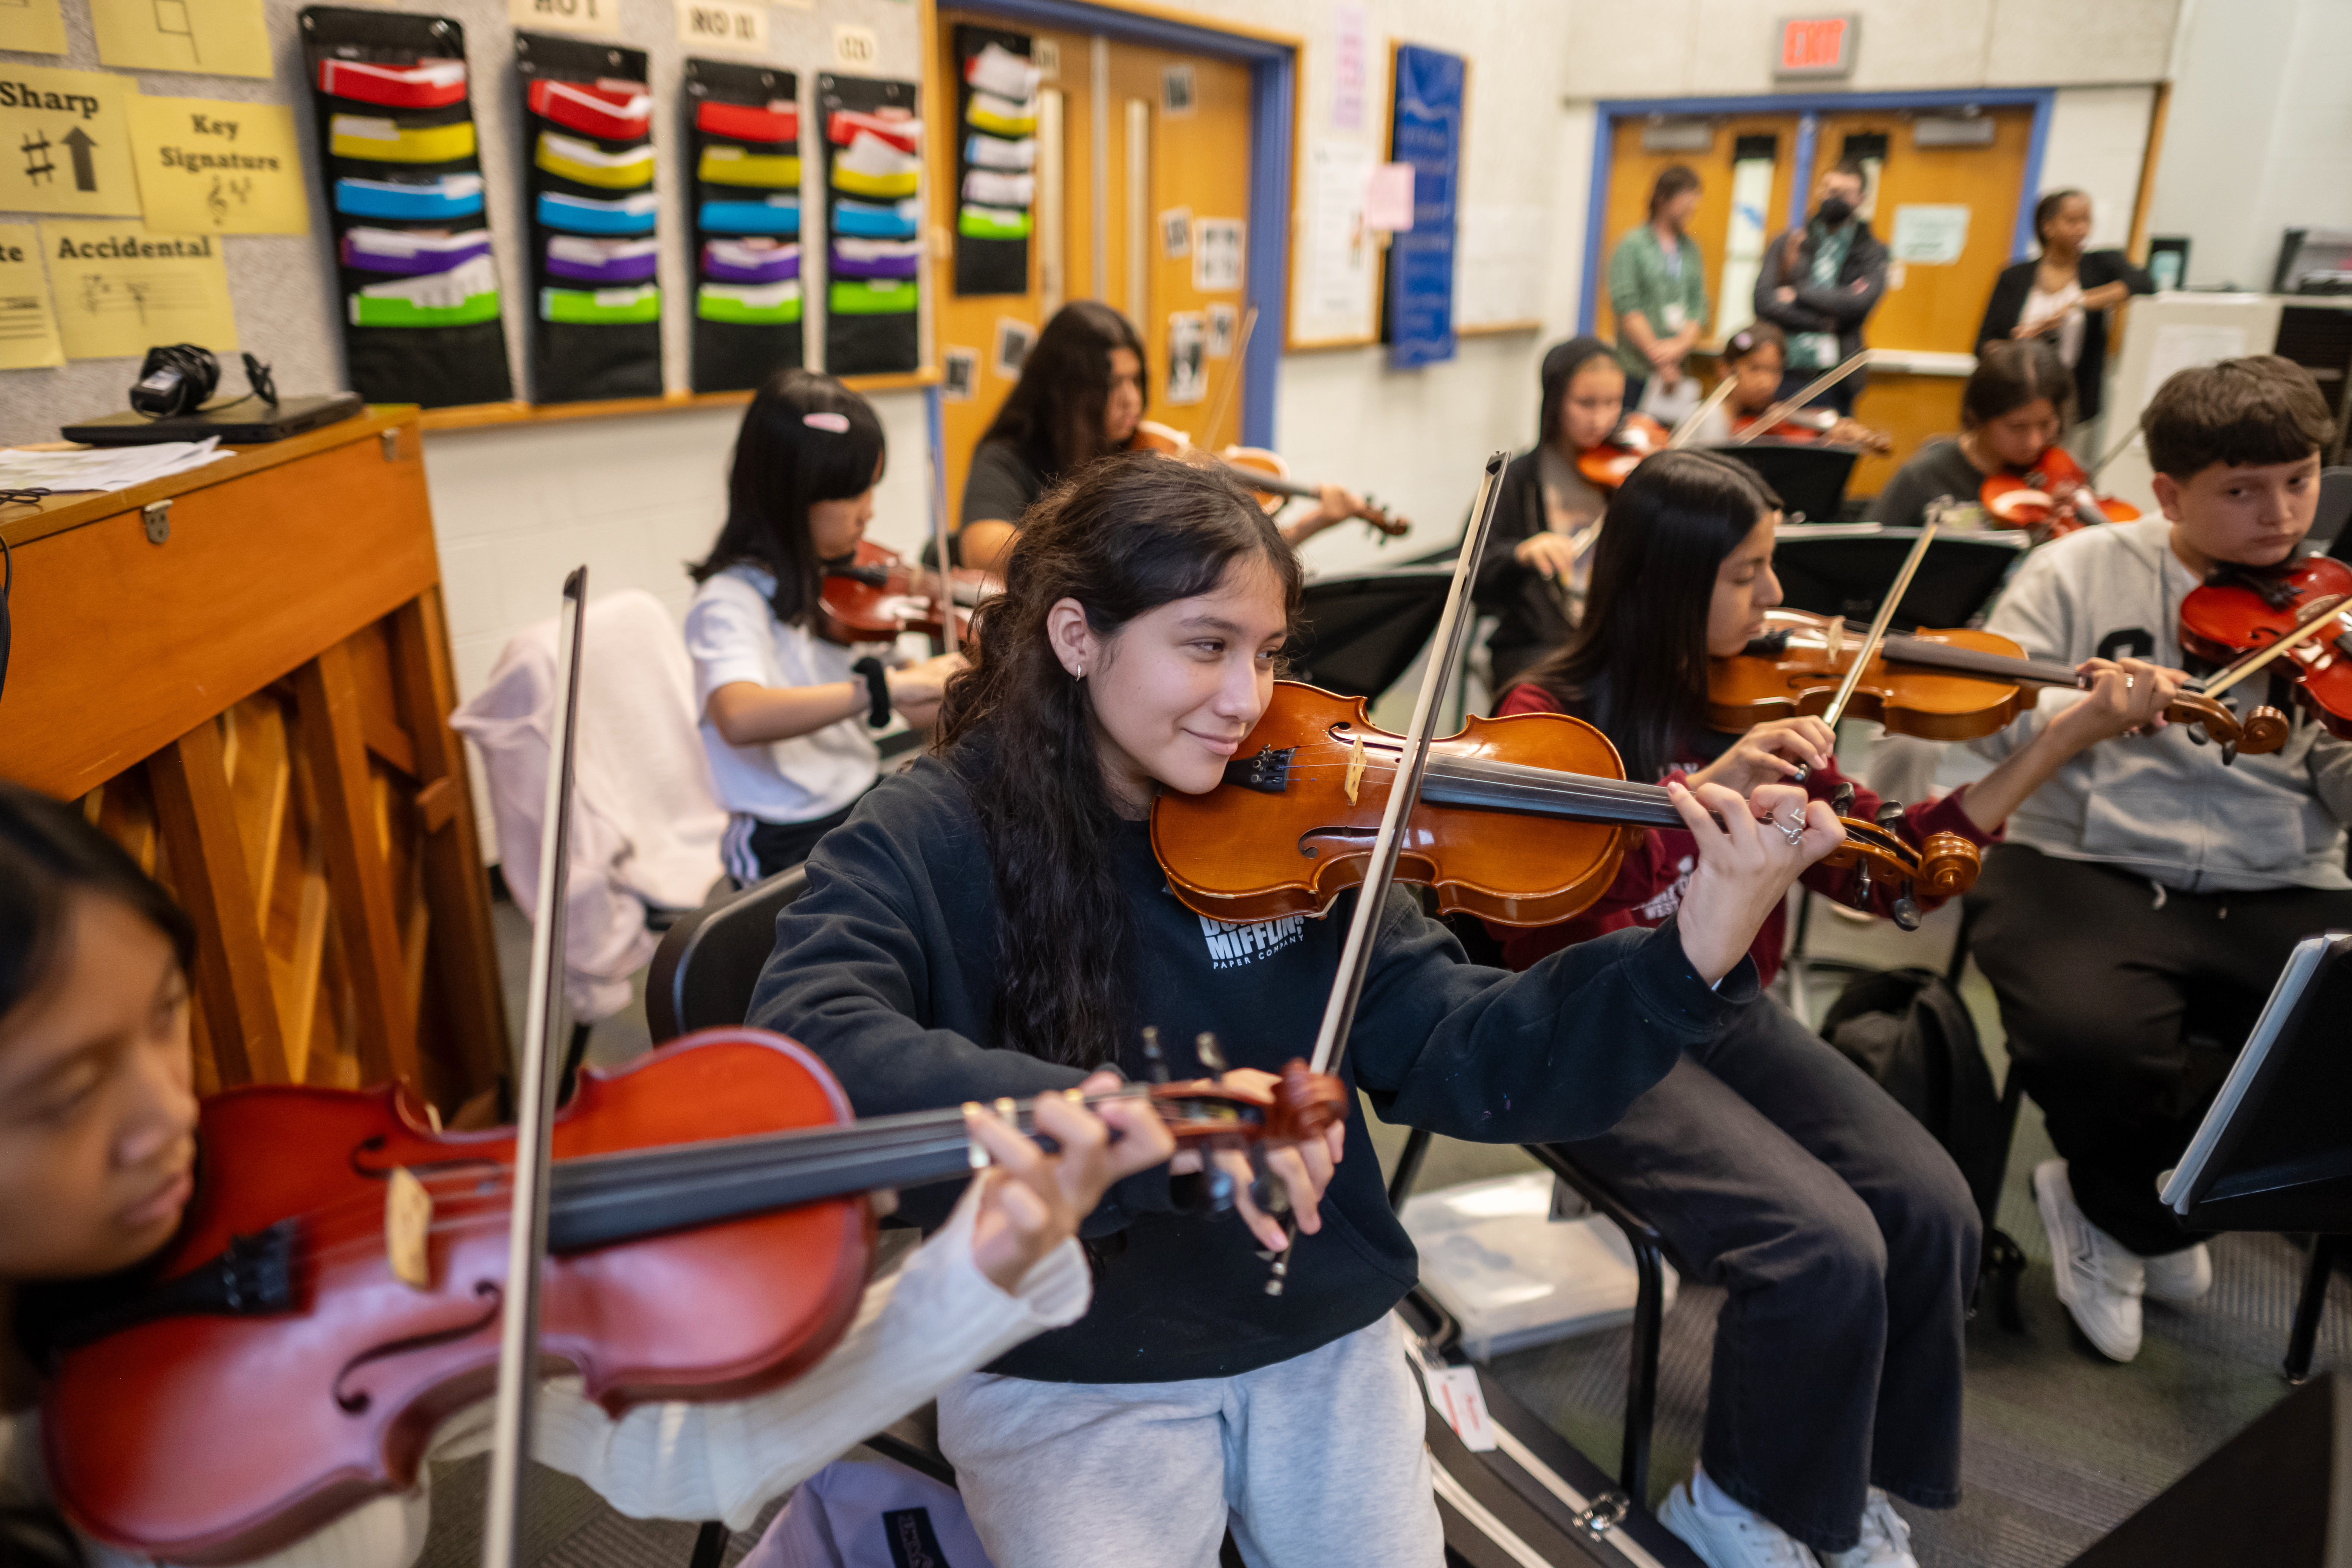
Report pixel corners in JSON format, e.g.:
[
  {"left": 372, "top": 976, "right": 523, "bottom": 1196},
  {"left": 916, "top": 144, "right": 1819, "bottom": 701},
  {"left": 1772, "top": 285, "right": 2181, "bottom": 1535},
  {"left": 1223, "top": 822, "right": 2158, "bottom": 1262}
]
[
  {"left": 1818, "top": 818, "right": 1982, "bottom": 900},
  {"left": 1142, "top": 1061, "right": 1347, "bottom": 1149},
  {"left": 2164, "top": 691, "right": 2289, "bottom": 756}
]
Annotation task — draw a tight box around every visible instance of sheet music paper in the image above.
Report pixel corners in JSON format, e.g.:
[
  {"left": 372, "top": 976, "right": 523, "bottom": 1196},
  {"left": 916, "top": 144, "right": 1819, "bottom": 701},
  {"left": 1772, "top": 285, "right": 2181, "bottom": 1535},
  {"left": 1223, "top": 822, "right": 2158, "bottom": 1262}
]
[
  {"left": 0, "top": 223, "right": 63, "bottom": 368},
  {"left": 1298, "top": 141, "right": 1374, "bottom": 335},
  {"left": 39, "top": 219, "right": 239, "bottom": 358}
]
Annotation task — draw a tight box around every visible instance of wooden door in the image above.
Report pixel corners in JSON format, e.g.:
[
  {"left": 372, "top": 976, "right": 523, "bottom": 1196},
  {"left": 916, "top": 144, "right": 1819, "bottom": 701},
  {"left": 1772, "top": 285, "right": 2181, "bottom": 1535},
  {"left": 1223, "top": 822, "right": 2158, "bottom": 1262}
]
[
  {"left": 1595, "top": 115, "right": 1798, "bottom": 351},
  {"left": 930, "top": 17, "right": 1257, "bottom": 531},
  {"left": 1805, "top": 108, "right": 2034, "bottom": 492}
]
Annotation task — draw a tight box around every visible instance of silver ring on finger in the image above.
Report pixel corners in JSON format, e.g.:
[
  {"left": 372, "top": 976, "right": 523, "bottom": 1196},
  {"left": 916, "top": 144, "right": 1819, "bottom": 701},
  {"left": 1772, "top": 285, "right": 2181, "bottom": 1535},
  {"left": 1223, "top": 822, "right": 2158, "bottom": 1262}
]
[
  {"left": 2125, "top": 674, "right": 2135, "bottom": 691},
  {"left": 1779, "top": 813, "right": 1807, "bottom": 847}
]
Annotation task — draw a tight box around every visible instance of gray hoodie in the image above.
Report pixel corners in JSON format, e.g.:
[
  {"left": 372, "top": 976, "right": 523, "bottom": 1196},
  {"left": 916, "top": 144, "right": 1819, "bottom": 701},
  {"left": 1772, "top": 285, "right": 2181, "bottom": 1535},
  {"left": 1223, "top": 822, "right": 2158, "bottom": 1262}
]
[{"left": 1968, "top": 515, "right": 2352, "bottom": 893}]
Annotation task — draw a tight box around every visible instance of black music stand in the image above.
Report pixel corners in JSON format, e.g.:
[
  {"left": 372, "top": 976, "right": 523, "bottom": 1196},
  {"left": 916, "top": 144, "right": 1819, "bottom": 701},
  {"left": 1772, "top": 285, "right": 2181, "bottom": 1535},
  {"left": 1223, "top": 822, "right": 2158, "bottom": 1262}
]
[
  {"left": 1770, "top": 523, "right": 2026, "bottom": 631},
  {"left": 1284, "top": 566, "right": 1454, "bottom": 700},
  {"left": 2160, "top": 930, "right": 2352, "bottom": 1380},
  {"left": 1708, "top": 441, "right": 1862, "bottom": 525}
]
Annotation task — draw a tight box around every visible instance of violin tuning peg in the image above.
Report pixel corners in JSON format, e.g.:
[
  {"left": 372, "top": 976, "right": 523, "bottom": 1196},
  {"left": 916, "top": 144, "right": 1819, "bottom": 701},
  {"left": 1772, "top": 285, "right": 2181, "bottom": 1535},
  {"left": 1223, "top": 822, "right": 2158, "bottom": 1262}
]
[
  {"left": 1890, "top": 895, "right": 1922, "bottom": 932},
  {"left": 1875, "top": 801, "right": 1905, "bottom": 830},
  {"left": 1140, "top": 1026, "right": 1171, "bottom": 1085},
  {"left": 1194, "top": 1032, "right": 1228, "bottom": 1073},
  {"left": 1831, "top": 782, "right": 1857, "bottom": 817}
]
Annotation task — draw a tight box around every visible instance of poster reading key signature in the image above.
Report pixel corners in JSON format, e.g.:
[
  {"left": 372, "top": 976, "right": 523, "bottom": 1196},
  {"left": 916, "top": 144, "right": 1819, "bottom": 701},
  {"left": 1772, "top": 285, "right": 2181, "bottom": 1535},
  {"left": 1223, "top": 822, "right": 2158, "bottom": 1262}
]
[
  {"left": 39, "top": 220, "right": 238, "bottom": 359},
  {"left": 130, "top": 96, "right": 309, "bottom": 234},
  {"left": 0, "top": 66, "right": 143, "bottom": 217}
]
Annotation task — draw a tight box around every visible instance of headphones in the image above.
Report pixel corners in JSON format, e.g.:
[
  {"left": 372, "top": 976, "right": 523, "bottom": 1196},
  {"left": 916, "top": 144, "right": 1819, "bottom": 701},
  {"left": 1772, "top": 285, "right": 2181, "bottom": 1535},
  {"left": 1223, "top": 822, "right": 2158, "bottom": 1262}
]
[{"left": 130, "top": 345, "right": 279, "bottom": 419}]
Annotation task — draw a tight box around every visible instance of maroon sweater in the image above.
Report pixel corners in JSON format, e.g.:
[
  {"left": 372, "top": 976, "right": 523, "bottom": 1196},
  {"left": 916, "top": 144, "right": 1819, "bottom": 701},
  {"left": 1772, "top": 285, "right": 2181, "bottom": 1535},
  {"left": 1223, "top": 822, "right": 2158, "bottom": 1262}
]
[{"left": 1489, "top": 681, "right": 2000, "bottom": 984}]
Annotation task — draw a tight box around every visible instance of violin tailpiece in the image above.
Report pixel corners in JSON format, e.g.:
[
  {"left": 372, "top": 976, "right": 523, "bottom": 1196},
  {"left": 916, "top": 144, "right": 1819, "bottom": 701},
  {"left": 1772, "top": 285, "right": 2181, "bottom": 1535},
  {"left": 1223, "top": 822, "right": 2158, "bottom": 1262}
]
[{"left": 386, "top": 1166, "right": 434, "bottom": 1290}]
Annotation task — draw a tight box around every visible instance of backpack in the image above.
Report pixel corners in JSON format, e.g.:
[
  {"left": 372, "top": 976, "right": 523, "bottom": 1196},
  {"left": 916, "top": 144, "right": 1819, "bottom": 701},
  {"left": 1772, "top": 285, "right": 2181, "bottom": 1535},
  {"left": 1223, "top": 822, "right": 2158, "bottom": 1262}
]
[{"left": 1819, "top": 966, "right": 2006, "bottom": 1227}]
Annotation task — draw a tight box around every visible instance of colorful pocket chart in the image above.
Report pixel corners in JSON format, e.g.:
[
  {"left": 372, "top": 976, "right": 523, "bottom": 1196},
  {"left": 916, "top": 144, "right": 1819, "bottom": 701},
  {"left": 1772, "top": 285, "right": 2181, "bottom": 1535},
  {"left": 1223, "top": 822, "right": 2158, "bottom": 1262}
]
[
  {"left": 301, "top": 5, "right": 511, "bottom": 406},
  {"left": 819, "top": 72, "right": 922, "bottom": 376},
  {"left": 686, "top": 58, "right": 804, "bottom": 393},
  {"left": 518, "top": 32, "right": 661, "bottom": 402},
  {"left": 953, "top": 26, "right": 1036, "bottom": 296}
]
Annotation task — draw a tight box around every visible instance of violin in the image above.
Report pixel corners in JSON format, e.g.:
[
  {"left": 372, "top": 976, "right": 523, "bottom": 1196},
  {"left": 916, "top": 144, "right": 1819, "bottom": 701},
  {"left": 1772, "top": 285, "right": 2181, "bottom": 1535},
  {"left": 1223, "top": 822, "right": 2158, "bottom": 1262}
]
[
  {"left": 1576, "top": 411, "right": 1672, "bottom": 490},
  {"left": 1727, "top": 407, "right": 1893, "bottom": 455},
  {"left": 1151, "top": 681, "right": 1979, "bottom": 935},
  {"left": 1128, "top": 420, "right": 1410, "bottom": 539},
  {"left": 2179, "top": 553, "right": 2352, "bottom": 740},
  {"left": 1711, "top": 609, "right": 2286, "bottom": 756},
  {"left": 38, "top": 1027, "right": 1344, "bottom": 1563},
  {"left": 1979, "top": 444, "right": 2140, "bottom": 539},
  {"left": 819, "top": 538, "right": 999, "bottom": 648}
]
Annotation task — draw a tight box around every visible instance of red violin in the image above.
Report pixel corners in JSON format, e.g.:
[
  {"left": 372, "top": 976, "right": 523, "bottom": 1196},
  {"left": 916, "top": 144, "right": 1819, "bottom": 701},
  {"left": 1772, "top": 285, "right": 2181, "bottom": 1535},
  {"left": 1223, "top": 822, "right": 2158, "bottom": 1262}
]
[
  {"left": 1576, "top": 411, "right": 1672, "bottom": 490},
  {"left": 38, "top": 1028, "right": 1346, "bottom": 1564},
  {"left": 820, "top": 538, "right": 998, "bottom": 649},
  {"left": 1980, "top": 445, "right": 2140, "bottom": 539},
  {"left": 2179, "top": 553, "right": 2352, "bottom": 739}
]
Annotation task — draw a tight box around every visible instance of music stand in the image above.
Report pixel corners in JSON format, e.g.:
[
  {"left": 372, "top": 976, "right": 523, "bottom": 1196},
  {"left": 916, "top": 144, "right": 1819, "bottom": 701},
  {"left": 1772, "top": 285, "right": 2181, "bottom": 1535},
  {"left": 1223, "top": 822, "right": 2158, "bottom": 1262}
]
[
  {"left": 1285, "top": 566, "right": 1454, "bottom": 700},
  {"left": 2160, "top": 931, "right": 2352, "bottom": 1235},
  {"left": 1708, "top": 441, "right": 1861, "bottom": 525},
  {"left": 1770, "top": 523, "right": 2026, "bottom": 631}
]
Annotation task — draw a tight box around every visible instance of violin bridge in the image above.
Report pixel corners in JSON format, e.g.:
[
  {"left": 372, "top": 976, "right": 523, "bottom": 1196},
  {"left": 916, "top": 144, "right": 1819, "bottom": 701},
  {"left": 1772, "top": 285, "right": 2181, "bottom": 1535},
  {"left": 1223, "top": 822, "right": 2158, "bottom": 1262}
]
[
  {"left": 386, "top": 1166, "right": 434, "bottom": 1290},
  {"left": 1827, "top": 619, "right": 1845, "bottom": 664},
  {"left": 1345, "top": 735, "right": 1366, "bottom": 805}
]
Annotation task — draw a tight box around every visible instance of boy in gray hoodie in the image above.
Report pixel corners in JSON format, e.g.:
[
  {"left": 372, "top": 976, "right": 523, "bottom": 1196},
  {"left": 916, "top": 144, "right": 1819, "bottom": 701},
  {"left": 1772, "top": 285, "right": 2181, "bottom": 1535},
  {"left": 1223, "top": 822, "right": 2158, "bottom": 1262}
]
[{"left": 1963, "top": 356, "right": 2350, "bottom": 1363}]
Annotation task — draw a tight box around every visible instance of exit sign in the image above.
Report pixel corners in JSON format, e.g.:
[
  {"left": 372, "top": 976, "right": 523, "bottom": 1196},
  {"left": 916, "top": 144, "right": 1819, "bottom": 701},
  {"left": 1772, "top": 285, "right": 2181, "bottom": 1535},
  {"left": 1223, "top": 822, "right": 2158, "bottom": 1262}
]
[{"left": 1776, "top": 14, "right": 1859, "bottom": 78}]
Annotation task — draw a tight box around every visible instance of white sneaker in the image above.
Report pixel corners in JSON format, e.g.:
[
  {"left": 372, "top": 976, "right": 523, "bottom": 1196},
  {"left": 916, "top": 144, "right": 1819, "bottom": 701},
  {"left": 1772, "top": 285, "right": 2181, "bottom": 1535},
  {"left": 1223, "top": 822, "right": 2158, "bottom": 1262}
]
[
  {"left": 2035, "top": 1158, "right": 2145, "bottom": 1361},
  {"left": 1659, "top": 1475, "right": 1819, "bottom": 1567},
  {"left": 2143, "top": 1242, "right": 2213, "bottom": 1302},
  {"left": 1819, "top": 1490, "right": 1917, "bottom": 1568}
]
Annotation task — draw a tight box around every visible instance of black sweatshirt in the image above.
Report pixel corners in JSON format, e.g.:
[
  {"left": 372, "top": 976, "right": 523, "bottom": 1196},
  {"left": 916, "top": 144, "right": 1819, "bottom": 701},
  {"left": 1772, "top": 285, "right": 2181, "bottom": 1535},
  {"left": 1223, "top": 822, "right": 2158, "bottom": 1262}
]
[{"left": 746, "top": 754, "right": 1758, "bottom": 1383}]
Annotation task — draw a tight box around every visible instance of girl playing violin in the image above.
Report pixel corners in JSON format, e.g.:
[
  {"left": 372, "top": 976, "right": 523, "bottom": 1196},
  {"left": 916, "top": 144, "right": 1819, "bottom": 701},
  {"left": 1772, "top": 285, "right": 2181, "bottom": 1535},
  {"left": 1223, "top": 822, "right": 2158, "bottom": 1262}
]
[
  {"left": 1474, "top": 336, "right": 1627, "bottom": 689},
  {"left": 1489, "top": 450, "right": 2176, "bottom": 1568},
  {"left": 1683, "top": 322, "right": 1891, "bottom": 452},
  {"left": 748, "top": 452, "right": 1843, "bottom": 1568},
  {"left": 1870, "top": 339, "right": 2072, "bottom": 531},
  {"left": 0, "top": 779, "right": 1168, "bottom": 1567},
  {"left": 687, "top": 370, "right": 965, "bottom": 884},
  {"left": 956, "top": 302, "right": 1365, "bottom": 574}
]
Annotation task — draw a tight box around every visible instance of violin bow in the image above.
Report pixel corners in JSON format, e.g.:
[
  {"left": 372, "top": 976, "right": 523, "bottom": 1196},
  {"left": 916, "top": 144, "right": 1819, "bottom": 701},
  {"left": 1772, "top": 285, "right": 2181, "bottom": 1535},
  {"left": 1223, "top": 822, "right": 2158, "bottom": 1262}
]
[
  {"left": 1729, "top": 348, "right": 1875, "bottom": 447},
  {"left": 1669, "top": 374, "right": 1740, "bottom": 449},
  {"left": 2195, "top": 592, "right": 2351, "bottom": 699},
  {"left": 482, "top": 567, "right": 590, "bottom": 1568},
  {"left": 1201, "top": 305, "right": 1258, "bottom": 442},
  {"left": 1808, "top": 512, "right": 1942, "bottom": 743},
  {"left": 928, "top": 408, "right": 958, "bottom": 658}
]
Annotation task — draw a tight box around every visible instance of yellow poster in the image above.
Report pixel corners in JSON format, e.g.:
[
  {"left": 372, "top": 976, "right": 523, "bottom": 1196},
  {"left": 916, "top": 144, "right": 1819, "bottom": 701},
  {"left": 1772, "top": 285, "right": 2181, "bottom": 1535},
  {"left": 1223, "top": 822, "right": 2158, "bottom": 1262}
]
[
  {"left": 40, "top": 220, "right": 237, "bottom": 359},
  {"left": 0, "top": 224, "right": 65, "bottom": 368},
  {"left": 0, "top": 67, "right": 144, "bottom": 217},
  {"left": 130, "top": 97, "right": 308, "bottom": 235},
  {"left": 89, "top": 0, "right": 272, "bottom": 78},
  {"left": 0, "top": 0, "right": 69, "bottom": 58}
]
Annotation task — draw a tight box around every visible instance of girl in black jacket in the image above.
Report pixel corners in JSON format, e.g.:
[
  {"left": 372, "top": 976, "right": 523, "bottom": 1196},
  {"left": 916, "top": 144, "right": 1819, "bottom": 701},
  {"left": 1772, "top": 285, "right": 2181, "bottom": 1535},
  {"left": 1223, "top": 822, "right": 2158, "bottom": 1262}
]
[
  {"left": 1976, "top": 190, "right": 2154, "bottom": 424},
  {"left": 748, "top": 452, "right": 1843, "bottom": 1568}
]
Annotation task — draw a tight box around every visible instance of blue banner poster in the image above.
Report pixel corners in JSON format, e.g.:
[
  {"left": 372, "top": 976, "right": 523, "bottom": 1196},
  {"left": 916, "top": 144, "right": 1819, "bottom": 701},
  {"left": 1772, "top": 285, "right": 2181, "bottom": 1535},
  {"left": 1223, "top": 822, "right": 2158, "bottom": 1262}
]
[{"left": 1384, "top": 44, "right": 1461, "bottom": 369}]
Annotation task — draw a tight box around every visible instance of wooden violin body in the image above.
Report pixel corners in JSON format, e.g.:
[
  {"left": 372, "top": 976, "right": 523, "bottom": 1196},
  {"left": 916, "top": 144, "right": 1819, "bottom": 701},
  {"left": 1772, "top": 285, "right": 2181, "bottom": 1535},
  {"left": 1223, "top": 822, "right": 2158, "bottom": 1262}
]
[
  {"left": 1129, "top": 421, "right": 1409, "bottom": 537},
  {"left": 43, "top": 1029, "right": 1344, "bottom": 1565},
  {"left": 1151, "top": 683, "right": 1977, "bottom": 932},
  {"left": 2181, "top": 555, "right": 2352, "bottom": 739},
  {"left": 1577, "top": 412, "right": 1671, "bottom": 490},
  {"left": 1713, "top": 609, "right": 2285, "bottom": 754},
  {"left": 1980, "top": 445, "right": 2139, "bottom": 538},
  {"left": 820, "top": 538, "right": 996, "bottom": 647}
]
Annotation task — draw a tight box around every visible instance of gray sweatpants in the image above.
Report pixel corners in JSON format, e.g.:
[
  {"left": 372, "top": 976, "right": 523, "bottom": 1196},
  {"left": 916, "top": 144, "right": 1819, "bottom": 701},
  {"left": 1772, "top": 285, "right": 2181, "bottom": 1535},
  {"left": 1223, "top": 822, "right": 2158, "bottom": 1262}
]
[{"left": 936, "top": 1317, "right": 1442, "bottom": 1568}]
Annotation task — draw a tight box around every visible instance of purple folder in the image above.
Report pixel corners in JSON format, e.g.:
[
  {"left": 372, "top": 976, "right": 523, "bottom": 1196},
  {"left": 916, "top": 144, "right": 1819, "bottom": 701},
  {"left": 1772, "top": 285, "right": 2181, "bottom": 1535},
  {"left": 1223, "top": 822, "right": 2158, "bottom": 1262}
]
[
  {"left": 340, "top": 228, "right": 491, "bottom": 276},
  {"left": 545, "top": 237, "right": 659, "bottom": 285},
  {"left": 828, "top": 249, "right": 920, "bottom": 280},
  {"left": 701, "top": 240, "right": 800, "bottom": 285}
]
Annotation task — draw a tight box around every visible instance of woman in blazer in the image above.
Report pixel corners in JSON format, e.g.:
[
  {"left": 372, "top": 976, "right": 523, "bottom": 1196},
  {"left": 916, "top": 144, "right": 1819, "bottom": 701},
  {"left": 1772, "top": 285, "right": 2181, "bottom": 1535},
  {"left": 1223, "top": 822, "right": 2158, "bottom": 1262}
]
[{"left": 1977, "top": 190, "right": 2154, "bottom": 425}]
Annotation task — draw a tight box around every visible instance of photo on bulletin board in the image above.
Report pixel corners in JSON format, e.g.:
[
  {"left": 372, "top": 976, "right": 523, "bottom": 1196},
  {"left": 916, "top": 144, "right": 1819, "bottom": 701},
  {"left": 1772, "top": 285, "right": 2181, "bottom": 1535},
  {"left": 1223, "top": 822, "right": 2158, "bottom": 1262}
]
[
  {"left": 1159, "top": 207, "right": 1190, "bottom": 259},
  {"left": 991, "top": 314, "right": 1033, "bottom": 381},
  {"left": 1206, "top": 302, "right": 1235, "bottom": 358},
  {"left": 942, "top": 345, "right": 976, "bottom": 400},
  {"left": 300, "top": 6, "right": 513, "bottom": 409},
  {"left": 685, "top": 57, "right": 802, "bottom": 394},
  {"left": 819, "top": 71, "right": 921, "bottom": 375},
  {"left": 952, "top": 24, "right": 1035, "bottom": 297},
  {"left": 1165, "top": 310, "right": 1204, "bottom": 405},
  {"left": 517, "top": 32, "right": 661, "bottom": 403},
  {"left": 1380, "top": 43, "right": 1462, "bottom": 369},
  {"left": 1193, "top": 218, "right": 1243, "bottom": 292}
]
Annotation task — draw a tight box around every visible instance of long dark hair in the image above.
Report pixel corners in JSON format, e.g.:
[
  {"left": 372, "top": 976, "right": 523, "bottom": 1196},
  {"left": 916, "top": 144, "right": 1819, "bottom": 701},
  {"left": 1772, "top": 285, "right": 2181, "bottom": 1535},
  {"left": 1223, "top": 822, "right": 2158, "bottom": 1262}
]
[
  {"left": 936, "top": 453, "right": 1299, "bottom": 1067},
  {"left": 1536, "top": 336, "right": 1622, "bottom": 453},
  {"left": 2, "top": 780, "right": 193, "bottom": 1027},
  {"left": 1516, "top": 451, "right": 1778, "bottom": 784},
  {"left": 689, "top": 369, "right": 887, "bottom": 628},
  {"left": 1962, "top": 339, "right": 2073, "bottom": 430},
  {"left": 981, "top": 302, "right": 1149, "bottom": 483}
]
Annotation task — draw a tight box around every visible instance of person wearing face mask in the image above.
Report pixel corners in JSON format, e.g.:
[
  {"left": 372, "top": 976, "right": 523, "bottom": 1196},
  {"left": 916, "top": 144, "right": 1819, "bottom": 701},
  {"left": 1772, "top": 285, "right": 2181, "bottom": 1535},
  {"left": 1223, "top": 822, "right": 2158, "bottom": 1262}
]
[
  {"left": 1977, "top": 190, "right": 2155, "bottom": 444},
  {"left": 1752, "top": 161, "right": 1888, "bottom": 419},
  {"left": 1473, "top": 336, "right": 1628, "bottom": 689}
]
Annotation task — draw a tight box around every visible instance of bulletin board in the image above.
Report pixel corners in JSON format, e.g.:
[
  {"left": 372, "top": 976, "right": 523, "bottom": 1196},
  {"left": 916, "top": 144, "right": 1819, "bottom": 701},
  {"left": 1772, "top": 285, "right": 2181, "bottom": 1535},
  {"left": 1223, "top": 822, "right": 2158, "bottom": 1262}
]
[{"left": 0, "top": 0, "right": 930, "bottom": 446}]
